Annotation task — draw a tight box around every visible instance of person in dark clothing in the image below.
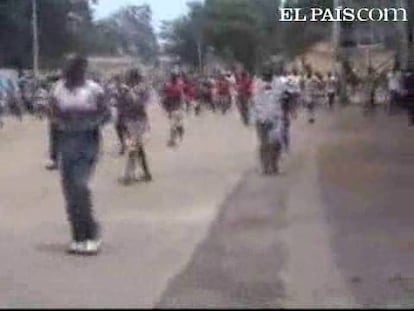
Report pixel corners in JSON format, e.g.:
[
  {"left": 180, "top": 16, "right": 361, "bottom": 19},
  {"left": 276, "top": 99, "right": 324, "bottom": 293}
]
[
  {"left": 45, "top": 122, "right": 61, "bottom": 170},
  {"left": 401, "top": 70, "right": 414, "bottom": 126},
  {"left": 236, "top": 71, "right": 253, "bottom": 126},
  {"left": 49, "top": 55, "right": 111, "bottom": 255},
  {"left": 45, "top": 76, "right": 62, "bottom": 170}
]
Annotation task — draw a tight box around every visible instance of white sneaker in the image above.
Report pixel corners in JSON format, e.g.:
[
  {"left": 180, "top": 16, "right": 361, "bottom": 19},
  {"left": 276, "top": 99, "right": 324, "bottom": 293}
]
[
  {"left": 83, "top": 240, "right": 102, "bottom": 255},
  {"left": 68, "top": 240, "right": 101, "bottom": 255},
  {"left": 68, "top": 241, "right": 86, "bottom": 254}
]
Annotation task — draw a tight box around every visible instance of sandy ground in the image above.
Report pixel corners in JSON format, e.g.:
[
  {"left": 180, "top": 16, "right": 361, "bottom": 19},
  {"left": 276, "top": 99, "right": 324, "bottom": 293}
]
[{"left": 0, "top": 101, "right": 413, "bottom": 308}]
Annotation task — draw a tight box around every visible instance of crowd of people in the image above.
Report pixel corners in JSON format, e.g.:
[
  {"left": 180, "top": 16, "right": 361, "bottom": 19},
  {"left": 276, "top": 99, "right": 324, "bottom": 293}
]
[{"left": 2, "top": 54, "right": 413, "bottom": 256}]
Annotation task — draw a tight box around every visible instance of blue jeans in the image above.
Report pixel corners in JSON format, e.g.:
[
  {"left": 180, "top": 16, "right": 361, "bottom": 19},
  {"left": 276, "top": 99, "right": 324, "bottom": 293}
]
[{"left": 59, "top": 130, "right": 101, "bottom": 242}]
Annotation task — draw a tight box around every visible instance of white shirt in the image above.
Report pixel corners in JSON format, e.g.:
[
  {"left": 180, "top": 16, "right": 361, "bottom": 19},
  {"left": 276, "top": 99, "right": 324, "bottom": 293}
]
[
  {"left": 52, "top": 79, "right": 110, "bottom": 132},
  {"left": 387, "top": 72, "right": 401, "bottom": 92},
  {"left": 52, "top": 79, "right": 104, "bottom": 112},
  {"left": 252, "top": 77, "right": 286, "bottom": 123},
  {"left": 286, "top": 75, "right": 301, "bottom": 95},
  {"left": 326, "top": 76, "right": 337, "bottom": 93},
  {"left": 33, "top": 88, "right": 49, "bottom": 107}
]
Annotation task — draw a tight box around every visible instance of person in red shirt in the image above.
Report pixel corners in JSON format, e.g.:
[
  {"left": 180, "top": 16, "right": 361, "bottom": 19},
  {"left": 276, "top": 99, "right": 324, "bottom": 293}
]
[
  {"left": 161, "top": 73, "right": 185, "bottom": 147},
  {"left": 236, "top": 70, "right": 253, "bottom": 126},
  {"left": 216, "top": 74, "right": 232, "bottom": 114}
]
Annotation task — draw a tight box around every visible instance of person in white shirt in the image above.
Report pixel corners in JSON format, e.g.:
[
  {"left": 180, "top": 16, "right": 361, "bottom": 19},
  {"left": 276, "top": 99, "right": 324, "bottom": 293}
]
[
  {"left": 252, "top": 67, "right": 286, "bottom": 175},
  {"left": 285, "top": 69, "right": 301, "bottom": 114},
  {"left": 49, "top": 54, "right": 110, "bottom": 256},
  {"left": 387, "top": 69, "right": 401, "bottom": 114},
  {"left": 280, "top": 71, "right": 300, "bottom": 154},
  {"left": 326, "top": 72, "right": 338, "bottom": 109},
  {"left": 225, "top": 71, "right": 237, "bottom": 106}
]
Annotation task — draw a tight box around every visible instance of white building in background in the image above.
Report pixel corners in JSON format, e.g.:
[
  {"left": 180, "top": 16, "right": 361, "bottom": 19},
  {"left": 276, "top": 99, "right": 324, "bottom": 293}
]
[{"left": 87, "top": 56, "right": 144, "bottom": 78}]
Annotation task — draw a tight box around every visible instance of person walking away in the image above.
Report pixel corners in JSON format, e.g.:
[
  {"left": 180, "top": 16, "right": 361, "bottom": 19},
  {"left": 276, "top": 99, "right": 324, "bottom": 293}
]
[
  {"left": 252, "top": 67, "right": 284, "bottom": 175},
  {"left": 49, "top": 55, "right": 111, "bottom": 255},
  {"left": 118, "top": 69, "right": 152, "bottom": 184},
  {"left": 162, "top": 73, "right": 185, "bottom": 147}
]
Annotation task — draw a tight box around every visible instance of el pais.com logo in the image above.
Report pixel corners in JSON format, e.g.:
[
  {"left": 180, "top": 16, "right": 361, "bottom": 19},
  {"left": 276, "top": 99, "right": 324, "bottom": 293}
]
[{"left": 278, "top": 6, "right": 408, "bottom": 22}]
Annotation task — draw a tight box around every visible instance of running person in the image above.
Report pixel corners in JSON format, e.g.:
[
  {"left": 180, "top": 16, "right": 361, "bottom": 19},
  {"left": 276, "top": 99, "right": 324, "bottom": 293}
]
[
  {"left": 216, "top": 73, "right": 232, "bottom": 114},
  {"left": 182, "top": 75, "right": 197, "bottom": 114},
  {"left": 252, "top": 66, "right": 286, "bottom": 175},
  {"left": 162, "top": 73, "right": 185, "bottom": 147},
  {"left": 305, "top": 73, "right": 319, "bottom": 124},
  {"left": 118, "top": 69, "right": 153, "bottom": 184}
]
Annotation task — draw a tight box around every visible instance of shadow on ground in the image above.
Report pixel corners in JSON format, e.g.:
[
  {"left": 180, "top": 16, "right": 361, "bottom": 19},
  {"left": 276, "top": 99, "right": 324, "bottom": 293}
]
[{"left": 156, "top": 170, "right": 288, "bottom": 308}]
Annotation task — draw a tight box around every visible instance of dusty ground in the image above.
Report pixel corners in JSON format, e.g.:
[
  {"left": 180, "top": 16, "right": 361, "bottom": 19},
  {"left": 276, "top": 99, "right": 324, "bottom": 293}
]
[{"left": 0, "top": 102, "right": 413, "bottom": 308}]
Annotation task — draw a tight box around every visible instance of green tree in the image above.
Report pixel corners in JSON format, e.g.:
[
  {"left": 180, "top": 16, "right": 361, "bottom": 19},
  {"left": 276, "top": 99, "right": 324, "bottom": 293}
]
[
  {"left": 159, "top": 0, "right": 334, "bottom": 72},
  {"left": 90, "top": 5, "right": 159, "bottom": 62},
  {"left": 0, "top": 0, "right": 95, "bottom": 69}
]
